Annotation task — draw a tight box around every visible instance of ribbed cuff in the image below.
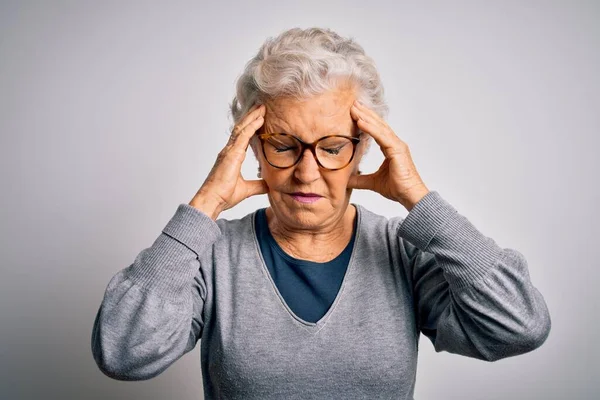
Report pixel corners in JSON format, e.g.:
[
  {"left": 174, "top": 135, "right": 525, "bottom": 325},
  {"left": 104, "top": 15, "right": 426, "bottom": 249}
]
[
  {"left": 161, "top": 203, "right": 222, "bottom": 257},
  {"left": 125, "top": 203, "right": 221, "bottom": 301},
  {"left": 397, "top": 191, "right": 504, "bottom": 289},
  {"left": 397, "top": 191, "right": 457, "bottom": 250}
]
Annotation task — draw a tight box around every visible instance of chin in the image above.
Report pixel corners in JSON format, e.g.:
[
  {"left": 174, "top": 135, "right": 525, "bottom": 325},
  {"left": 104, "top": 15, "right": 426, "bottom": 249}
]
[{"left": 285, "top": 211, "right": 329, "bottom": 230}]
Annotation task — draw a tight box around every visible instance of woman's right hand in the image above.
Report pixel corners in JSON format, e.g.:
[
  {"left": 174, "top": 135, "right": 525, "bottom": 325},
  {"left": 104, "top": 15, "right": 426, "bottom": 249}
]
[{"left": 189, "top": 103, "right": 268, "bottom": 220}]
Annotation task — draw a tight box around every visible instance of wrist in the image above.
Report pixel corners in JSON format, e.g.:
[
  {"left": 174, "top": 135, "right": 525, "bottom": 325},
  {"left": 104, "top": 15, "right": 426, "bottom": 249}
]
[
  {"left": 189, "top": 192, "right": 225, "bottom": 220},
  {"left": 401, "top": 185, "right": 430, "bottom": 212}
]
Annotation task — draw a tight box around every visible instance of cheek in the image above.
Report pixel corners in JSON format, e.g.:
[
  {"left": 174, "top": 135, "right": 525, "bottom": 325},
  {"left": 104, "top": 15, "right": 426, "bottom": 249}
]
[
  {"left": 262, "top": 168, "right": 291, "bottom": 192},
  {"left": 324, "top": 173, "right": 352, "bottom": 198}
]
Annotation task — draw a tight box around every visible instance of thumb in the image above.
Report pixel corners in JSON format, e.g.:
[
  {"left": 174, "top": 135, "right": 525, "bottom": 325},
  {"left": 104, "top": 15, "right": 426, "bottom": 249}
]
[
  {"left": 347, "top": 173, "right": 375, "bottom": 190},
  {"left": 245, "top": 179, "right": 269, "bottom": 198}
]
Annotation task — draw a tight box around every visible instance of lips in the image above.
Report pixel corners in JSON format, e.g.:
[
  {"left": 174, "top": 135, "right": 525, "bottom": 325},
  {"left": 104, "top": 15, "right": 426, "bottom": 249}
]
[{"left": 289, "top": 192, "right": 322, "bottom": 204}]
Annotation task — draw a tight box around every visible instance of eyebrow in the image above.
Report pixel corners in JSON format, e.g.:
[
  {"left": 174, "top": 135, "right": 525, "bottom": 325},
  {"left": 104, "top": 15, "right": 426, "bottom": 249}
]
[{"left": 270, "top": 129, "right": 359, "bottom": 138}]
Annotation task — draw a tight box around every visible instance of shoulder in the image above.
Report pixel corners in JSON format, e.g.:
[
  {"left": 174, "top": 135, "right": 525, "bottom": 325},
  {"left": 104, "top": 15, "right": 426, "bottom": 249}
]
[
  {"left": 355, "top": 203, "right": 405, "bottom": 233},
  {"left": 354, "top": 203, "right": 406, "bottom": 248},
  {"left": 354, "top": 204, "right": 423, "bottom": 281},
  {"left": 189, "top": 210, "right": 259, "bottom": 268},
  {"left": 215, "top": 210, "right": 256, "bottom": 233}
]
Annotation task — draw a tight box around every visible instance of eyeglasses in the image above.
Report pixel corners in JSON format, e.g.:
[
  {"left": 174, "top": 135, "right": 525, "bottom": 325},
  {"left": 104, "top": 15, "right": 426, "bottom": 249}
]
[{"left": 257, "top": 133, "right": 361, "bottom": 171}]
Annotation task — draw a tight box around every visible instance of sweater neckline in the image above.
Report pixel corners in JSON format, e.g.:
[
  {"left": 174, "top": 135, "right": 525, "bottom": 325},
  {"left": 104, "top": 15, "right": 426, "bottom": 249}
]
[
  {"left": 255, "top": 207, "right": 357, "bottom": 267},
  {"left": 250, "top": 204, "right": 362, "bottom": 331}
]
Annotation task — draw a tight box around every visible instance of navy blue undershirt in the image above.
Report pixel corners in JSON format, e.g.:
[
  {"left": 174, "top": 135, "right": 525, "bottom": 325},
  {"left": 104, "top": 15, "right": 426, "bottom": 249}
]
[{"left": 254, "top": 208, "right": 357, "bottom": 323}]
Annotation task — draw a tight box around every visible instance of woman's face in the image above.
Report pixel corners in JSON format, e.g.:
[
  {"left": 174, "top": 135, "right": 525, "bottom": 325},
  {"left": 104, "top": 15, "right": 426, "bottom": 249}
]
[{"left": 253, "top": 84, "right": 366, "bottom": 231}]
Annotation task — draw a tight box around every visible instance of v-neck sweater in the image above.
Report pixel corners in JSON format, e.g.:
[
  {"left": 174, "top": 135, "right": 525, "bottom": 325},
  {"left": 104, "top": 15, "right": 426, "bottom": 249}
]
[
  {"left": 91, "top": 190, "right": 552, "bottom": 399},
  {"left": 254, "top": 207, "right": 357, "bottom": 323}
]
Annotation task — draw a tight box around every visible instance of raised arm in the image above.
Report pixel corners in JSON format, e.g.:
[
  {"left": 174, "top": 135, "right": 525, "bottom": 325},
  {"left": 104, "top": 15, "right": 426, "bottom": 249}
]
[
  {"left": 397, "top": 191, "right": 551, "bottom": 362},
  {"left": 92, "top": 102, "right": 268, "bottom": 380},
  {"left": 91, "top": 204, "right": 220, "bottom": 380}
]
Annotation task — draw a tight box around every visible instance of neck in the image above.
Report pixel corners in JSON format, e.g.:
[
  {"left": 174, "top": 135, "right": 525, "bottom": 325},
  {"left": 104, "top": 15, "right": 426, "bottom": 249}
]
[{"left": 265, "top": 204, "right": 356, "bottom": 262}]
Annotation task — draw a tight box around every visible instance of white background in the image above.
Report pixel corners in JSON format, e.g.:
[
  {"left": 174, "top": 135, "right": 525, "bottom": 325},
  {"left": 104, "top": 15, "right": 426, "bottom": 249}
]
[{"left": 1, "top": 1, "right": 598, "bottom": 399}]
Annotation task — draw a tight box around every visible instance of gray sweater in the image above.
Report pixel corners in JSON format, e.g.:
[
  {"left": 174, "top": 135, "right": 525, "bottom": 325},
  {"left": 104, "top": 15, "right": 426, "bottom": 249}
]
[{"left": 91, "top": 190, "right": 551, "bottom": 399}]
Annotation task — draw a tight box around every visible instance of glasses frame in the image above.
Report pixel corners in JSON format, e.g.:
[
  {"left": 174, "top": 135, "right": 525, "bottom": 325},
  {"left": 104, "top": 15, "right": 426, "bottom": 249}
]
[{"left": 257, "top": 132, "right": 362, "bottom": 171}]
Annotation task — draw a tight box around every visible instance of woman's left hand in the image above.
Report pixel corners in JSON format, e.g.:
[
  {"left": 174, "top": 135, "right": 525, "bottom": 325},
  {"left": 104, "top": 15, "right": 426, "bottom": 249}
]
[{"left": 348, "top": 100, "right": 430, "bottom": 211}]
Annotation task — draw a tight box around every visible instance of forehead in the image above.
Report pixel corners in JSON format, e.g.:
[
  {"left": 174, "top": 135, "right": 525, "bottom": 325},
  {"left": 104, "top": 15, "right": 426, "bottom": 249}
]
[{"left": 263, "top": 85, "right": 358, "bottom": 138}]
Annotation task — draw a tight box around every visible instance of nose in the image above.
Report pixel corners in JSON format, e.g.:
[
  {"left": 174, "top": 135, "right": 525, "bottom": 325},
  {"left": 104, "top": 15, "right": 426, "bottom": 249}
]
[{"left": 293, "top": 148, "right": 321, "bottom": 183}]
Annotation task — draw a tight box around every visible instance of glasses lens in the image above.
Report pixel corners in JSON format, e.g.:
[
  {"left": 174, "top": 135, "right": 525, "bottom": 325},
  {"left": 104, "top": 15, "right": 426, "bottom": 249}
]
[
  {"left": 262, "top": 134, "right": 301, "bottom": 167},
  {"left": 316, "top": 136, "right": 355, "bottom": 169}
]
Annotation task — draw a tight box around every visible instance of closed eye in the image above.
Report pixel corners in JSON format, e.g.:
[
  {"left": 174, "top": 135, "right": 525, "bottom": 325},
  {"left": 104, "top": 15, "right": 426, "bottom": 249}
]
[
  {"left": 321, "top": 143, "right": 349, "bottom": 155},
  {"left": 323, "top": 147, "right": 342, "bottom": 155},
  {"left": 266, "top": 137, "right": 298, "bottom": 152},
  {"left": 274, "top": 146, "right": 297, "bottom": 153}
]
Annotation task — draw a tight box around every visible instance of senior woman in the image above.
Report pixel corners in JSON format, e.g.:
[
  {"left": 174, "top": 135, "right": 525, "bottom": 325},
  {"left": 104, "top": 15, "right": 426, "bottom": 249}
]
[{"left": 92, "top": 27, "right": 551, "bottom": 399}]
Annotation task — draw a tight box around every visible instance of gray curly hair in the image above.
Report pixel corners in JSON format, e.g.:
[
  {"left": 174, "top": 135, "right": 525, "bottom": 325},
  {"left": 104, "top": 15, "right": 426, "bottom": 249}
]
[{"left": 228, "top": 27, "right": 389, "bottom": 136}]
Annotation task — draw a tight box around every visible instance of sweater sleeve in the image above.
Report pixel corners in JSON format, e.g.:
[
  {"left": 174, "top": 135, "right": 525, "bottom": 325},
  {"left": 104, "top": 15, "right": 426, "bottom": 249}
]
[
  {"left": 397, "top": 191, "right": 551, "bottom": 362},
  {"left": 91, "top": 204, "right": 221, "bottom": 380}
]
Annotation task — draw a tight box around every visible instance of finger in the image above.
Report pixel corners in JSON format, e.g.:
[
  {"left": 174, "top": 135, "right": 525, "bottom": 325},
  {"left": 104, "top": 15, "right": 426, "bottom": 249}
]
[
  {"left": 350, "top": 106, "right": 392, "bottom": 147},
  {"left": 347, "top": 172, "right": 376, "bottom": 190},
  {"left": 227, "top": 103, "right": 264, "bottom": 143},
  {"left": 230, "top": 114, "right": 264, "bottom": 153},
  {"left": 350, "top": 105, "right": 402, "bottom": 156},
  {"left": 245, "top": 179, "right": 269, "bottom": 197},
  {"left": 353, "top": 100, "right": 385, "bottom": 123},
  {"left": 353, "top": 101, "right": 385, "bottom": 130},
  {"left": 218, "top": 116, "right": 264, "bottom": 167},
  {"left": 351, "top": 102, "right": 390, "bottom": 136},
  {"left": 231, "top": 104, "right": 265, "bottom": 137}
]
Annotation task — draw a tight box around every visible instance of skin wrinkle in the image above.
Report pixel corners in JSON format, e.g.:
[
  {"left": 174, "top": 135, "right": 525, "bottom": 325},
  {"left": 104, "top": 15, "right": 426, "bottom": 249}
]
[{"left": 251, "top": 84, "right": 369, "bottom": 263}]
